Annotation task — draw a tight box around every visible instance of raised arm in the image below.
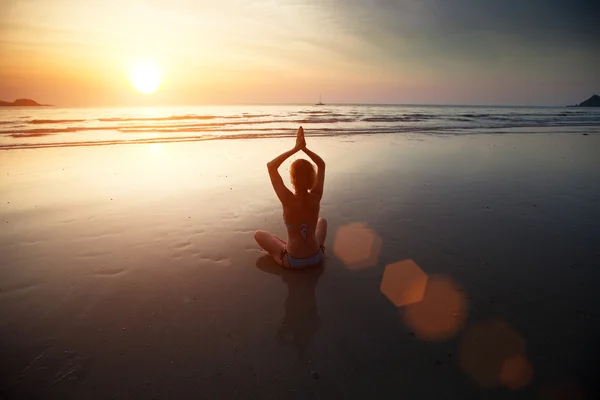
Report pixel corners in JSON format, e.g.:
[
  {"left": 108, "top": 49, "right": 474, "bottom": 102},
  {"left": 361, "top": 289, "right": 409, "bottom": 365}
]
[
  {"left": 266, "top": 128, "right": 306, "bottom": 202},
  {"left": 302, "top": 146, "right": 325, "bottom": 197}
]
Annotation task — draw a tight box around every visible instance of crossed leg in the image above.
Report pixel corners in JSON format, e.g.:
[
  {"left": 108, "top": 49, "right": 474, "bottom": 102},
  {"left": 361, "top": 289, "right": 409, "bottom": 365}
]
[
  {"left": 254, "top": 230, "right": 287, "bottom": 266},
  {"left": 254, "top": 218, "right": 328, "bottom": 267}
]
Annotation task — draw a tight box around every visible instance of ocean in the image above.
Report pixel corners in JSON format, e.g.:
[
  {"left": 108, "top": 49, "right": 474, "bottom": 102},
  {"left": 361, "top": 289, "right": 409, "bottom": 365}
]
[{"left": 1, "top": 104, "right": 599, "bottom": 150}]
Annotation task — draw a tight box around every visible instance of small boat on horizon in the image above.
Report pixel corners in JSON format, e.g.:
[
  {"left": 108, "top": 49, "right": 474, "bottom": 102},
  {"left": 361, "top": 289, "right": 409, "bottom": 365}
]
[{"left": 315, "top": 94, "right": 325, "bottom": 106}]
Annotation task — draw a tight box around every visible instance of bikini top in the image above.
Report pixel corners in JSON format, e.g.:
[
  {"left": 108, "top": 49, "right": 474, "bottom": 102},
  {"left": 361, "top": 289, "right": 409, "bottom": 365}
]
[{"left": 283, "top": 214, "right": 313, "bottom": 240}]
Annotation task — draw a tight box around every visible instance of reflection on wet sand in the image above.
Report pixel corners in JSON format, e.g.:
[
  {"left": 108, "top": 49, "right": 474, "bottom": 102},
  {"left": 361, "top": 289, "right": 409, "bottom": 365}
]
[{"left": 255, "top": 255, "right": 324, "bottom": 358}]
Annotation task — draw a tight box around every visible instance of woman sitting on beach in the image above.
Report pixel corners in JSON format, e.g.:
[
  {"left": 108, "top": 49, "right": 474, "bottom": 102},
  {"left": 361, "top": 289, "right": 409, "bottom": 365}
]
[{"left": 254, "top": 126, "right": 327, "bottom": 269}]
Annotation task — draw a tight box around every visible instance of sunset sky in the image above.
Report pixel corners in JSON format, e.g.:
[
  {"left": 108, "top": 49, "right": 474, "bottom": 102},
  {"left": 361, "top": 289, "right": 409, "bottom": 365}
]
[{"left": 0, "top": 0, "right": 598, "bottom": 106}]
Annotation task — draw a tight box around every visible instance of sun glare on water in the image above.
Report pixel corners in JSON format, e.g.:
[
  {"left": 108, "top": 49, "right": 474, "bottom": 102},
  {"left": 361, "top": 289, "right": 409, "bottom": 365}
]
[{"left": 129, "top": 62, "right": 161, "bottom": 94}]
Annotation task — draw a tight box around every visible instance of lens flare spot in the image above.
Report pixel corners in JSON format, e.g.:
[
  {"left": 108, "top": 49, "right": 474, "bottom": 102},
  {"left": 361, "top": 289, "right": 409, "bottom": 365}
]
[
  {"left": 381, "top": 259, "right": 428, "bottom": 307},
  {"left": 401, "top": 275, "right": 467, "bottom": 341},
  {"left": 333, "top": 222, "right": 382, "bottom": 270},
  {"left": 499, "top": 354, "right": 534, "bottom": 390},
  {"left": 460, "top": 319, "right": 533, "bottom": 390}
]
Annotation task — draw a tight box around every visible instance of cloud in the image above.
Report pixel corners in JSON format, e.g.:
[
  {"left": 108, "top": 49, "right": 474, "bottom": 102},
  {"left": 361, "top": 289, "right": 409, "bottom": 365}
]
[
  {"left": 306, "top": 0, "right": 600, "bottom": 70},
  {"left": 287, "top": 0, "right": 599, "bottom": 99},
  {"left": 313, "top": 0, "right": 599, "bottom": 46}
]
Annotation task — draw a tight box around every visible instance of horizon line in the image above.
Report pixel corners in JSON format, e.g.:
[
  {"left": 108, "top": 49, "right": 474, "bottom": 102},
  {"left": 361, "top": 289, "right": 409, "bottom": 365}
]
[{"left": 4, "top": 101, "right": 578, "bottom": 108}]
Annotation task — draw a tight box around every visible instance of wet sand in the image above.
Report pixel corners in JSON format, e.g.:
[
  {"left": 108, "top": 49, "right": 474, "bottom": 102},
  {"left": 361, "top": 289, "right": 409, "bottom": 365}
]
[{"left": 1, "top": 133, "right": 599, "bottom": 399}]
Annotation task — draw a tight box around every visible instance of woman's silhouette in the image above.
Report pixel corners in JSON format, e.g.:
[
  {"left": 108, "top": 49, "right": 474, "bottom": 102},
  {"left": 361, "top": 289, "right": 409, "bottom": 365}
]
[{"left": 254, "top": 127, "right": 327, "bottom": 269}]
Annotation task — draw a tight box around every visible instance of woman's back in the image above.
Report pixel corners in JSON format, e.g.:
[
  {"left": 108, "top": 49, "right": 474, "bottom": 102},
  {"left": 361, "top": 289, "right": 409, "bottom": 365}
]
[{"left": 283, "top": 192, "right": 321, "bottom": 257}]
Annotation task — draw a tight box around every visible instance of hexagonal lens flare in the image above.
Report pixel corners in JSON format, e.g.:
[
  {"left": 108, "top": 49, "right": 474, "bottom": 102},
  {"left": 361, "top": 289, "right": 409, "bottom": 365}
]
[
  {"left": 380, "top": 259, "right": 428, "bottom": 307},
  {"left": 401, "top": 275, "right": 467, "bottom": 341},
  {"left": 333, "top": 222, "right": 382, "bottom": 270}
]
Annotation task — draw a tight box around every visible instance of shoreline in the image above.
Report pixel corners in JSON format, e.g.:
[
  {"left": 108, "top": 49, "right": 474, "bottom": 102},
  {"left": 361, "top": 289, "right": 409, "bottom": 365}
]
[
  {"left": 1, "top": 127, "right": 599, "bottom": 151},
  {"left": 2, "top": 104, "right": 599, "bottom": 151}
]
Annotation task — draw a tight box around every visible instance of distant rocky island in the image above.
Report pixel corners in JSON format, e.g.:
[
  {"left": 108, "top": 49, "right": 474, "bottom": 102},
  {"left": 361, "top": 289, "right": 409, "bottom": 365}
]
[
  {"left": 568, "top": 94, "right": 600, "bottom": 107},
  {"left": 0, "top": 98, "right": 52, "bottom": 107}
]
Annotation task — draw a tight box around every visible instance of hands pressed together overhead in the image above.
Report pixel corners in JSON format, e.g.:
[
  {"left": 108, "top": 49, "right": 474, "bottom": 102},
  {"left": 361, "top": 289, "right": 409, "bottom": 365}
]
[
  {"left": 267, "top": 126, "right": 324, "bottom": 173},
  {"left": 292, "top": 126, "right": 324, "bottom": 169},
  {"left": 294, "top": 126, "right": 307, "bottom": 151}
]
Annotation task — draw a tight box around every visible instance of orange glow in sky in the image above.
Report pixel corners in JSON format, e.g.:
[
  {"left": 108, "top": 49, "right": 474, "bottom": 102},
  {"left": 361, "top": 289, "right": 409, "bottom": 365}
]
[{"left": 0, "top": 0, "right": 597, "bottom": 106}]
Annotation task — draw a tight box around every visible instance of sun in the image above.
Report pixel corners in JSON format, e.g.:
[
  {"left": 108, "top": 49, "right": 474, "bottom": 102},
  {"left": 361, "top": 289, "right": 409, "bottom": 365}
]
[{"left": 129, "top": 62, "right": 161, "bottom": 94}]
